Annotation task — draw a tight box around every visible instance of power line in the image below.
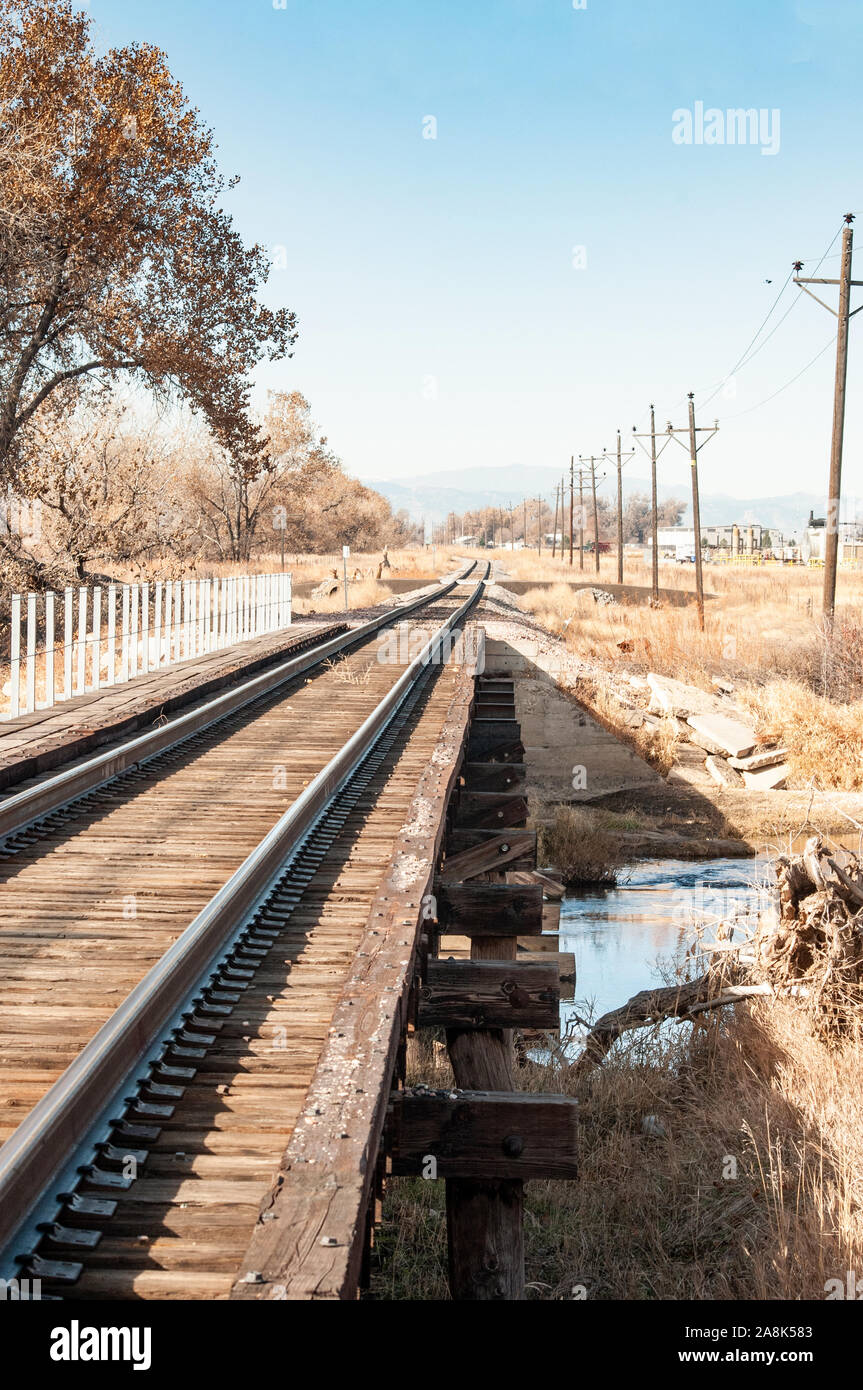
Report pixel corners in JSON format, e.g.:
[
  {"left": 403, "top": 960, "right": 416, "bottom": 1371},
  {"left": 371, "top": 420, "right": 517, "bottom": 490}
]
[
  {"left": 697, "top": 271, "right": 796, "bottom": 408},
  {"left": 662, "top": 221, "right": 847, "bottom": 420},
  {"left": 722, "top": 333, "right": 837, "bottom": 419}
]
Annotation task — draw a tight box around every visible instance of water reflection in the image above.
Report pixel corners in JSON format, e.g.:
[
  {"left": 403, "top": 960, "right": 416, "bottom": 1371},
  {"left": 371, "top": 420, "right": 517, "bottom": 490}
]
[{"left": 559, "top": 857, "right": 774, "bottom": 1039}]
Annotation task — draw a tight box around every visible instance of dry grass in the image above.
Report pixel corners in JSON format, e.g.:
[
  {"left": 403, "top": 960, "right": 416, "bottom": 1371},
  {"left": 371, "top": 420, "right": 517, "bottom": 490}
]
[
  {"left": 737, "top": 680, "right": 863, "bottom": 792},
  {"left": 97, "top": 547, "right": 437, "bottom": 588},
  {"left": 292, "top": 578, "right": 391, "bottom": 616},
  {"left": 537, "top": 804, "right": 627, "bottom": 886},
  {"left": 323, "top": 656, "right": 374, "bottom": 685},
  {"left": 512, "top": 557, "right": 863, "bottom": 791},
  {"left": 569, "top": 672, "right": 680, "bottom": 777},
  {"left": 371, "top": 998, "right": 863, "bottom": 1300}
]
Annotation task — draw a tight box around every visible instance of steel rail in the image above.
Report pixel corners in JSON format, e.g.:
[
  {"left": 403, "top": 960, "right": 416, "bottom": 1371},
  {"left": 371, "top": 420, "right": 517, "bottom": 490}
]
[
  {"left": 0, "top": 561, "right": 476, "bottom": 841},
  {"left": 0, "top": 566, "right": 487, "bottom": 1266}
]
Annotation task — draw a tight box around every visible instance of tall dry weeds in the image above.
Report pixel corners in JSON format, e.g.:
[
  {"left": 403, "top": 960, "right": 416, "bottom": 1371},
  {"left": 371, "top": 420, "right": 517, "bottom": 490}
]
[{"left": 372, "top": 1000, "right": 863, "bottom": 1300}]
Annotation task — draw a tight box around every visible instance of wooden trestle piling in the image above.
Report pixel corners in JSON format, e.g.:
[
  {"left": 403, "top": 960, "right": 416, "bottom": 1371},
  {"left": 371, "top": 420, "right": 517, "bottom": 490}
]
[{"left": 394, "top": 666, "right": 578, "bottom": 1300}]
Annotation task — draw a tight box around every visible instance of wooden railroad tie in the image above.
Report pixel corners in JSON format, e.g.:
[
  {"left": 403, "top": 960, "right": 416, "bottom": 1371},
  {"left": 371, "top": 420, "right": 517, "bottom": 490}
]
[
  {"left": 465, "top": 722, "right": 524, "bottom": 763},
  {"left": 438, "top": 829, "right": 535, "bottom": 883},
  {"left": 443, "top": 828, "right": 537, "bottom": 873},
  {"left": 417, "top": 958, "right": 560, "bottom": 1031},
  {"left": 435, "top": 882, "right": 543, "bottom": 936},
  {"left": 388, "top": 1090, "right": 578, "bottom": 1182},
  {"left": 460, "top": 761, "right": 526, "bottom": 792},
  {"left": 454, "top": 791, "right": 529, "bottom": 831}
]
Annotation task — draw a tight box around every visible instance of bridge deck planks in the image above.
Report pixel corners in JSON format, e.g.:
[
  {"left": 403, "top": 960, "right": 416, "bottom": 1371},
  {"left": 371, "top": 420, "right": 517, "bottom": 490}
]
[
  {"left": 230, "top": 638, "right": 477, "bottom": 1300},
  {"left": 56, "top": 651, "right": 473, "bottom": 1299},
  {"left": 0, "top": 608, "right": 462, "bottom": 1146}
]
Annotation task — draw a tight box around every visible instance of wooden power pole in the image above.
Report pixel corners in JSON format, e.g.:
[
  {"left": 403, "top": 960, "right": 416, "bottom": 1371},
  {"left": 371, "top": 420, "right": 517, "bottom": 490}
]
[
  {"left": 578, "top": 469, "right": 585, "bottom": 570},
  {"left": 687, "top": 396, "right": 706, "bottom": 631},
  {"left": 600, "top": 432, "right": 634, "bottom": 585},
  {"left": 664, "top": 400, "right": 719, "bottom": 631},
  {"left": 590, "top": 459, "right": 600, "bottom": 574},
  {"left": 578, "top": 456, "right": 604, "bottom": 575},
  {"left": 648, "top": 407, "right": 659, "bottom": 601},
  {"left": 551, "top": 481, "right": 560, "bottom": 558},
  {"left": 793, "top": 215, "right": 861, "bottom": 621},
  {"left": 568, "top": 457, "right": 574, "bottom": 566},
  {"left": 632, "top": 404, "right": 673, "bottom": 605}
]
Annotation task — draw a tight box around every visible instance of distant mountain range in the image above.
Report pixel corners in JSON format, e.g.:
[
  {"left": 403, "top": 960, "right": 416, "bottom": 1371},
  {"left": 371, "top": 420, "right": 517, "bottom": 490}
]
[{"left": 366, "top": 465, "right": 824, "bottom": 538}]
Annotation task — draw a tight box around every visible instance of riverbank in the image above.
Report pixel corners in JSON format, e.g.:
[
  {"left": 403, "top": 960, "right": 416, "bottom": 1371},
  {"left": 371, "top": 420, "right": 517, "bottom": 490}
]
[
  {"left": 372, "top": 987, "right": 863, "bottom": 1299},
  {"left": 369, "top": 573, "right": 863, "bottom": 1301},
  {"left": 476, "top": 573, "right": 863, "bottom": 856}
]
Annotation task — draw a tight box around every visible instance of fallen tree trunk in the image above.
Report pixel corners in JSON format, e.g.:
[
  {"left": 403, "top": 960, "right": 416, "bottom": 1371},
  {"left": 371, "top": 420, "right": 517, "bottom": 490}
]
[
  {"left": 572, "top": 976, "right": 771, "bottom": 1078},
  {"left": 571, "top": 835, "right": 863, "bottom": 1074}
]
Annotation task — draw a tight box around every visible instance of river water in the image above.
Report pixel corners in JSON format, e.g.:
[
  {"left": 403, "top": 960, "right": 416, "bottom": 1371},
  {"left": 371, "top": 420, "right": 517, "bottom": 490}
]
[{"left": 559, "top": 857, "right": 775, "bottom": 1042}]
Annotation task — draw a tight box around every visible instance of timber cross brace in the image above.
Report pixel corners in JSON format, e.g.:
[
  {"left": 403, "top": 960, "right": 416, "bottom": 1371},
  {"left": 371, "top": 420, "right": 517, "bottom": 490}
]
[{"left": 231, "top": 635, "right": 578, "bottom": 1302}]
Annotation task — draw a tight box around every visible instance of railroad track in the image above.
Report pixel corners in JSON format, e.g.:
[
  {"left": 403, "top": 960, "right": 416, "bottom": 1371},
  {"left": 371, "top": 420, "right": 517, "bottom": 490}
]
[{"left": 0, "top": 565, "right": 487, "bottom": 1295}]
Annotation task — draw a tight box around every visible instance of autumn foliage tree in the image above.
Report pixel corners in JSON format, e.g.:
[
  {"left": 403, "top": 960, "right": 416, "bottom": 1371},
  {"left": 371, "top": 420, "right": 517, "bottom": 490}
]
[
  {"left": 186, "top": 391, "right": 407, "bottom": 561},
  {"left": 21, "top": 397, "right": 195, "bottom": 580},
  {"left": 0, "top": 0, "right": 295, "bottom": 482}
]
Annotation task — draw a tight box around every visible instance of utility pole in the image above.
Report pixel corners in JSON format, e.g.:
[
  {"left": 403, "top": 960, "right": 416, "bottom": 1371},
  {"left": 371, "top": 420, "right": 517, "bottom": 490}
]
[
  {"left": 665, "top": 399, "right": 719, "bottom": 631},
  {"left": 536, "top": 496, "right": 543, "bottom": 554},
  {"left": 793, "top": 214, "right": 862, "bottom": 620},
  {"left": 601, "top": 432, "right": 635, "bottom": 584},
  {"left": 616, "top": 434, "right": 624, "bottom": 583},
  {"left": 648, "top": 408, "right": 658, "bottom": 600},
  {"left": 523, "top": 499, "right": 527, "bottom": 549},
  {"left": 687, "top": 397, "right": 705, "bottom": 631},
  {"left": 632, "top": 404, "right": 673, "bottom": 604},
  {"left": 551, "top": 481, "right": 560, "bottom": 558},
  {"left": 569, "top": 458, "right": 574, "bottom": 567},
  {"left": 578, "top": 468, "right": 585, "bottom": 570},
  {"left": 590, "top": 458, "right": 600, "bottom": 575},
  {"left": 579, "top": 456, "right": 605, "bottom": 575}
]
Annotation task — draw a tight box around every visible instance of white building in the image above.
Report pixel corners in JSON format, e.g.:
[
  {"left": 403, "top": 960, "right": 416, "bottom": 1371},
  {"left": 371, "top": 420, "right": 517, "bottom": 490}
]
[{"left": 654, "top": 526, "right": 696, "bottom": 558}]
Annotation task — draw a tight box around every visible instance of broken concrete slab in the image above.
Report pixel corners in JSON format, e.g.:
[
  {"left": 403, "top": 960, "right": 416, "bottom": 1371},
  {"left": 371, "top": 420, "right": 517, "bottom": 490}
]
[
  {"left": 686, "top": 712, "right": 758, "bottom": 760},
  {"left": 742, "top": 762, "right": 789, "bottom": 791},
  {"left": 705, "top": 755, "right": 744, "bottom": 787},
  {"left": 667, "top": 742, "right": 714, "bottom": 789},
  {"left": 686, "top": 727, "right": 729, "bottom": 756},
  {"left": 646, "top": 673, "right": 726, "bottom": 719},
  {"left": 728, "top": 747, "right": 789, "bottom": 772}
]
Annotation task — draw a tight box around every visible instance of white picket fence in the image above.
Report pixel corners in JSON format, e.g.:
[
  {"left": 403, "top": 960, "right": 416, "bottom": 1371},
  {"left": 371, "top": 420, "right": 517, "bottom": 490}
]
[{"left": 4, "top": 571, "right": 292, "bottom": 720}]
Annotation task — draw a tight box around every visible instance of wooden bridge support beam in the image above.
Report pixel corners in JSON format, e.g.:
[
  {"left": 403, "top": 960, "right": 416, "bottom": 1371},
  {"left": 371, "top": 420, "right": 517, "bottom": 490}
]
[
  {"left": 445, "top": 932, "right": 524, "bottom": 1299},
  {"left": 398, "top": 671, "right": 578, "bottom": 1302}
]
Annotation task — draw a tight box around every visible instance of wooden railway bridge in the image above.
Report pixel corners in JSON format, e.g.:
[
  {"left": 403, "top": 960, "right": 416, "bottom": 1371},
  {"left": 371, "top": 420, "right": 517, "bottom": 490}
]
[{"left": 0, "top": 563, "right": 577, "bottom": 1301}]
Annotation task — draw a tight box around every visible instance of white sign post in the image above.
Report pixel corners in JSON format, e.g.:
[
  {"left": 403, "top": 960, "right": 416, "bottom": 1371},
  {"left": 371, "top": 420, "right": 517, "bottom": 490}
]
[{"left": 342, "top": 545, "right": 350, "bottom": 612}]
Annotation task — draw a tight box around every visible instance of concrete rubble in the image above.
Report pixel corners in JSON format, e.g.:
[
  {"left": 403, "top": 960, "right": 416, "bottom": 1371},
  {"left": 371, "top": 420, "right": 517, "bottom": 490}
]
[
  {"left": 646, "top": 672, "right": 789, "bottom": 793},
  {"left": 686, "top": 713, "right": 758, "bottom": 760},
  {"left": 705, "top": 754, "right": 744, "bottom": 788}
]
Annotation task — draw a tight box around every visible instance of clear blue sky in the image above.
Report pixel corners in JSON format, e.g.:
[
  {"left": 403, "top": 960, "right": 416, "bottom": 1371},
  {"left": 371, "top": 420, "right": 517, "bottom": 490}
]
[{"left": 89, "top": 0, "right": 862, "bottom": 506}]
